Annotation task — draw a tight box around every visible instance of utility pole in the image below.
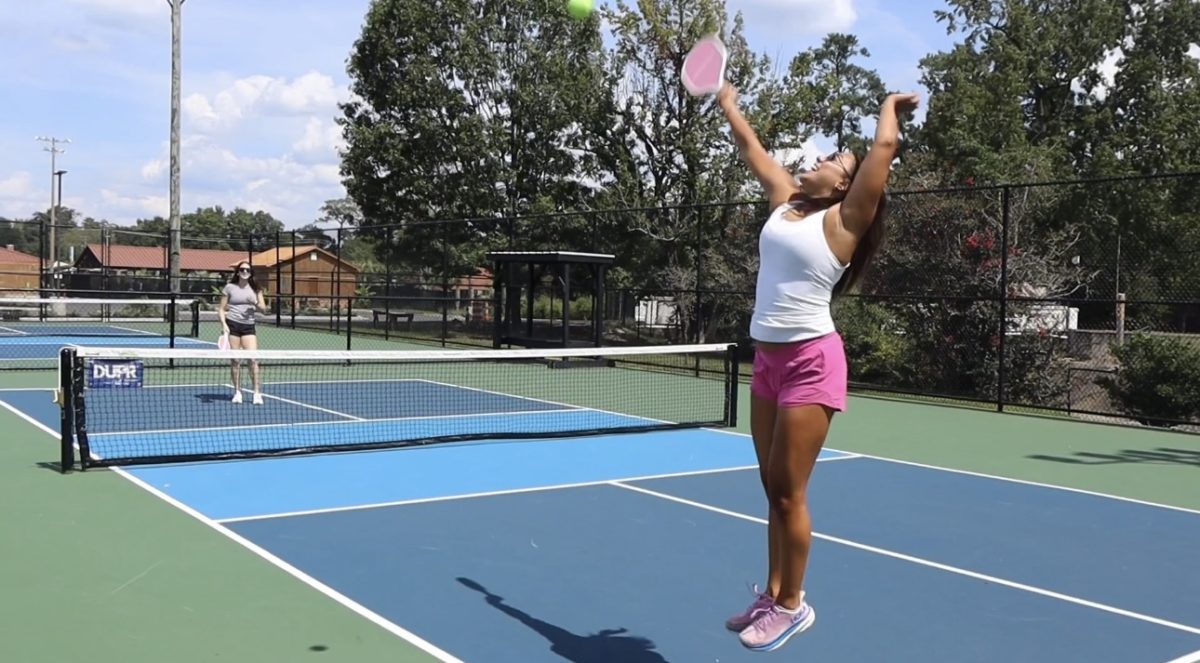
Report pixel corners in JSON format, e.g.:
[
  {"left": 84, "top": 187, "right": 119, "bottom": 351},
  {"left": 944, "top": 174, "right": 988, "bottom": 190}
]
[
  {"left": 167, "top": 0, "right": 185, "bottom": 294},
  {"left": 35, "top": 137, "right": 69, "bottom": 271}
]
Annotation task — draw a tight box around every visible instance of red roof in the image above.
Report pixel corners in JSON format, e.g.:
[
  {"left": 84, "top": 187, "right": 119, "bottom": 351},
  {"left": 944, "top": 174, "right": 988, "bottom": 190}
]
[
  {"left": 81, "top": 244, "right": 250, "bottom": 272},
  {"left": 0, "top": 246, "right": 39, "bottom": 265},
  {"left": 246, "top": 245, "right": 360, "bottom": 272}
]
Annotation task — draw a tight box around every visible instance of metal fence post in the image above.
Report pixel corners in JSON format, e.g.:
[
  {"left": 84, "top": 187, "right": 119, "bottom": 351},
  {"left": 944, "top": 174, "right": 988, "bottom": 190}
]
[{"left": 996, "top": 185, "right": 1011, "bottom": 413}]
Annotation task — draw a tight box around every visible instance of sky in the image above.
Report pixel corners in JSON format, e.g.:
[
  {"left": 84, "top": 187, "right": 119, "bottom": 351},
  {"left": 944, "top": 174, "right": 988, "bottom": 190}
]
[{"left": 0, "top": 0, "right": 958, "bottom": 229}]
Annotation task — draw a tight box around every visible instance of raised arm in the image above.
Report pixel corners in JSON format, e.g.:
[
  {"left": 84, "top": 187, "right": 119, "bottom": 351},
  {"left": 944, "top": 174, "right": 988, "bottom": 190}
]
[
  {"left": 838, "top": 92, "right": 919, "bottom": 237},
  {"left": 718, "top": 83, "right": 799, "bottom": 210}
]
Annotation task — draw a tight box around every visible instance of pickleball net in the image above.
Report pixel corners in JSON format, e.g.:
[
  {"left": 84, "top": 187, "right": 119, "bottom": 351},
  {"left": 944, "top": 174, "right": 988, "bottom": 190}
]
[
  {"left": 57, "top": 343, "right": 740, "bottom": 470},
  {"left": 0, "top": 296, "right": 200, "bottom": 337}
]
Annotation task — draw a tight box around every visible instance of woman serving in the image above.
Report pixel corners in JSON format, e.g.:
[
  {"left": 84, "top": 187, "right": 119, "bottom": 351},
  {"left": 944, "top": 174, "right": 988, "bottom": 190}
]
[
  {"left": 719, "top": 81, "right": 918, "bottom": 651},
  {"left": 218, "top": 260, "right": 267, "bottom": 405}
]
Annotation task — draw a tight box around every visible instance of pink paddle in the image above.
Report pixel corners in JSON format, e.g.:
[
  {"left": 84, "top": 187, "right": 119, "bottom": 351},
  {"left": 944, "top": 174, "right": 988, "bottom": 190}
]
[
  {"left": 217, "top": 332, "right": 230, "bottom": 350},
  {"left": 681, "top": 34, "right": 728, "bottom": 97}
]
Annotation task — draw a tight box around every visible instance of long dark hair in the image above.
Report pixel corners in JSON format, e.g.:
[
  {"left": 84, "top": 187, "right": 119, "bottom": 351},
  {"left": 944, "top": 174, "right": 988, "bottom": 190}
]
[
  {"left": 229, "top": 261, "right": 261, "bottom": 292},
  {"left": 785, "top": 159, "right": 888, "bottom": 296},
  {"left": 833, "top": 190, "right": 887, "bottom": 296}
]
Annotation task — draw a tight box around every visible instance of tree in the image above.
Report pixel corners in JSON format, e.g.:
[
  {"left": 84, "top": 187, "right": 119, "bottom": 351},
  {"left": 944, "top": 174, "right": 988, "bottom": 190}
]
[
  {"left": 598, "top": 1, "right": 787, "bottom": 340},
  {"left": 909, "top": 0, "right": 1125, "bottom": 186},
  {"left": 784, "top": 34, "right": 886, "bottom": 154},
  {"left": 337, "top": 0, "right": 612, "bottom": 277}
]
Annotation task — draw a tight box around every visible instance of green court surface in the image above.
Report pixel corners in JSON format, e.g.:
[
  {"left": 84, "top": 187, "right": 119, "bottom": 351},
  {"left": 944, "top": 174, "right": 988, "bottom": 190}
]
[{"left": 2, "top": 324, "right": 1196, "bottom": 662}]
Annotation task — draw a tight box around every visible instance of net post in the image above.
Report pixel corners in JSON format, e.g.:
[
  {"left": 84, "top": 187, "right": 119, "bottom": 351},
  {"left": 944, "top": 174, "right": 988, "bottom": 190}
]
[
  {"left": 996, "top": 185, "right": 1011, "bottom": 413},
  {"left": 167, "top": 293, "right": 177, "bottom": 370},
  {"left": 491, "top": 261, "right": 502, "bottom": 349},
  {"left": 168, "top": 292, "right": 177, "bottom": 349},
  {"left": 73, "top": 351, "right": 91, "bottom": 469},
  {"left": 1115, "top": 292, "right": 1126, "bottom": 345},
  {"left": 560, "top": 263, "right": 571, "bottom": 347},
  {"left": 275, "top": 230, "right": 282, "bottom": 327},
  {"left": 346, "top": 294, "right": 353, "bottom": 352},
  {"left": 725, "top": 343, "right": 739, "bottom": 427},
  {"left": 289, "top": 231, "right": 297, "bottom": 328},
  {"left": 440, "top": 222, "right": 449, "bottom": 348},
  {"left": 58, "top": 347, "right": 75, "bottom": 473}
]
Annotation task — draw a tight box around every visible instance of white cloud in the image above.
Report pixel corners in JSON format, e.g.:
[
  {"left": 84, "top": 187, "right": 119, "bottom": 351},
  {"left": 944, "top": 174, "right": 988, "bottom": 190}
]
[
  {"left": 98, "top": 189, "right": 169, "bottom": 218},
  {"left": 0, "top": 171, "right": 47, "bottom": 218},
  {"left": 293, "top": 117, "right": 346, "bottom": 158},
  {"left": 0, "top": 171, "right": 33, "bottom": 197},
  {"left": 184, "top": 72, "right": 348, "bottom": 134},
  {"left": 133, "top": 135, "right": 343, "bottom": 226}
]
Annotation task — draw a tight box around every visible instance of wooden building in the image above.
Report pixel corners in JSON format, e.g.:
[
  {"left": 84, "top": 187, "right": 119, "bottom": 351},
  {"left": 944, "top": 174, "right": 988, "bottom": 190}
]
[
  {"left": 245, "top": 245, "right": 360, "bottom": 310},
  {"left": 0, "top": 245, "right": 40, "bottom": 296}
]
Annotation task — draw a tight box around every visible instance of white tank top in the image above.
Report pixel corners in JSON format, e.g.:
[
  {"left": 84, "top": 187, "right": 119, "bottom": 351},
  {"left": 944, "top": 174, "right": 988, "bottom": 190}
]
[{"left": 750, "top": 202, "right": 849, "bottom": 343}]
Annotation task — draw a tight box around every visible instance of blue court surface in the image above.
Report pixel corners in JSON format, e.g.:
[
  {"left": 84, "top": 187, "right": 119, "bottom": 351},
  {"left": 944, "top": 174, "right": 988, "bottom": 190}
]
[
  {"left": 0, "top": 331, "right": 212, "bottom": 363},
  {"left": 3, "top": 379, "right": 1199, "bottom": 662},
  {"left": 78, "top": 378, "right": 663, "bottom": 461}
]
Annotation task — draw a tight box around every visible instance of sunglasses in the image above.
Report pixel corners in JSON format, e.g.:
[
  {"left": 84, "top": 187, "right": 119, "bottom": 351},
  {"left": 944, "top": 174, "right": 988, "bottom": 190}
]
[
  {"left": 815, "top": 153, "right": 853, "bottom": 178},
  {"left": 237, "top": 268, "right": 251, "bottom": 273}
]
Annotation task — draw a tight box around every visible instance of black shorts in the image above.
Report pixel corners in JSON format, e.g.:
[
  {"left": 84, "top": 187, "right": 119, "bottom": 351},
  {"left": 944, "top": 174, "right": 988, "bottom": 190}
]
[{"left": 227, "top": 320, "right": 257, "bottom": 338}]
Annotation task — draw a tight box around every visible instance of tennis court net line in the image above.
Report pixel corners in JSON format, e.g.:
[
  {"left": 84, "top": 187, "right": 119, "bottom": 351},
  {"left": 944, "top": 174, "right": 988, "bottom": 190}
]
[
  {"left": 0, "top": 296, "right": 200, "bottom": 337},
  {"left": 56, "top": 343, "right": 740, "bottom": 471}
]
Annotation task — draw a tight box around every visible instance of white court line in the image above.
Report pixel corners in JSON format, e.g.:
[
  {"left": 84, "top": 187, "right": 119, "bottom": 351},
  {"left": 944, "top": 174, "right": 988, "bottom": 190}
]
[
  {"left": 611, "top": 481, "right": 1200, "bottom": 637},
  {"left": 0, "top": 325, "right": 29, "bottom": 335},
  {"left": 11, "top": 395, "right": 1192, "bottom": 652},
  {"left": 1163, "top": 648, "right": 1200, "bottom": 663},
  {"left": 107, "top": 325, "right": 160, "bottom": 336},
  {"left": 218, "top": 453, "right": 862, "bottom": 524},
  {"left": 0, "top": 399, "right": 70, "bottom": 449},
  {"left": 702, "top": 428, "right": 1200, "bottom": 517},
  {"left": 90, "top": 407, "right": 585, "bottom": 437},
  {"left": 236, "top": 387, "right": 364, "bottom": 421},
  {"left": 10, "top": 372, "right": 1198, "bottom": 519},
  {"left": 111, "top": 467, "right": 466, "bottom": 662},
  {"left": 3, "top": 404, "right": 465, "bottom": 662},
  {"left": 216, "top": 464, "right": 765, "bottom": 524},
  {"left": 412, "top": 378, "right": 626, "bottom": 417}
]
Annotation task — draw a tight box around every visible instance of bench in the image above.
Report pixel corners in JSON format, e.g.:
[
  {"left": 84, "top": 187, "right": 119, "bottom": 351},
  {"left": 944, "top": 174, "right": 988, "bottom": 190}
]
[{"left": 371, "top": 309, "right": 414, "bottom": 330}]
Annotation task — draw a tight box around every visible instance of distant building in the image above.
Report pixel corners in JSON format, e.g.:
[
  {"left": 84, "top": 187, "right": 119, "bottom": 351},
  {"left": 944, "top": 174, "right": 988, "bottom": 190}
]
[
  {"left": 0, "top": 244, "right": 40, "bottom": 295},
  {"left": 244, "top": 245, "right": 360, "bottom": 310}
]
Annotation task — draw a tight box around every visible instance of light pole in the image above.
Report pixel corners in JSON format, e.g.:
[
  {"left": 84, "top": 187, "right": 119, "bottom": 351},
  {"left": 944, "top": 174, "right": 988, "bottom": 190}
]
[
  {"left": 35, "top": 137, "right": 69, "bottom": 267},
  {"left": 54, "top": 170, "right": 67, "bottom": 210},
  {"left": 167, "top": 0, "right": 185, "bottom": 295},
  {"left": 54, "top": 169, "right": 67, "bottom": 279}
]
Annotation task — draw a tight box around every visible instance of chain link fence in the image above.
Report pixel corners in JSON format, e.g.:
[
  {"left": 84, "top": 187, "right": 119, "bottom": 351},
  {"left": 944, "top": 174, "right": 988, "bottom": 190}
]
[{"left": 5, "top": 172, "right": 1197, "bottom": 431}]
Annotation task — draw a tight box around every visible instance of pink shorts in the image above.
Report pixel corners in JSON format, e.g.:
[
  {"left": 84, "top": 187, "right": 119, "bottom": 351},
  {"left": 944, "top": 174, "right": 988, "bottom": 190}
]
[{"left": 750, "top": 332, "right": 848, "bottom": 411}]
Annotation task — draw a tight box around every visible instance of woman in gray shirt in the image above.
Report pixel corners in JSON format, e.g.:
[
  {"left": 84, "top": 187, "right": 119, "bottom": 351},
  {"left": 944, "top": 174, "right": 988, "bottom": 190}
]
[{"left": 219, "top": 260, "right": 267, "bottom": 405}]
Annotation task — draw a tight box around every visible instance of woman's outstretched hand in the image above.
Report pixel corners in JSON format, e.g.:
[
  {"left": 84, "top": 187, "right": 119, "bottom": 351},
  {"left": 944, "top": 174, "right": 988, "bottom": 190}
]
[
  {"left": 717, "top": 82, "right": 739, "bottom": 111},
  {"left": 885, "top": 92, "right": 920, "bottom": 114}
]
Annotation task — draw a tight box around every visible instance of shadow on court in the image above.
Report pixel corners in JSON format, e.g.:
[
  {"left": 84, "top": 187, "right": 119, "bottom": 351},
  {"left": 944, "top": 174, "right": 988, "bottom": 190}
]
[
  {"left": 195, "top": 393, "right": 235, "bottom": 403},
  {"left": 456, "top": 577, "right": 671, "bottom": 663},
  {"left": 1028, "top": 447, "right": 1200, "bottom": 467}
]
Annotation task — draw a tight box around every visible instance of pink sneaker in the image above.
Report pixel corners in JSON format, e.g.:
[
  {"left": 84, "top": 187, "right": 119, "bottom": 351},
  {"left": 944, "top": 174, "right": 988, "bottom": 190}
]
[
  {"left": 738, "top": 599, "right": 816, "bottom": 651},
  {"left": 724, "top": 585, "right": 774, "bottom": 632}
]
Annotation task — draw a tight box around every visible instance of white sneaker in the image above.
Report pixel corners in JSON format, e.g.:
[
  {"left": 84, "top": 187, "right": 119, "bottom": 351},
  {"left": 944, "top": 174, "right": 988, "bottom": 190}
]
[
  {"left": 231, "top": 390, "right": 243, "bottom": 404},
  {"left": 252, "top": 392, "right": 263, "bottom": 405}
]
